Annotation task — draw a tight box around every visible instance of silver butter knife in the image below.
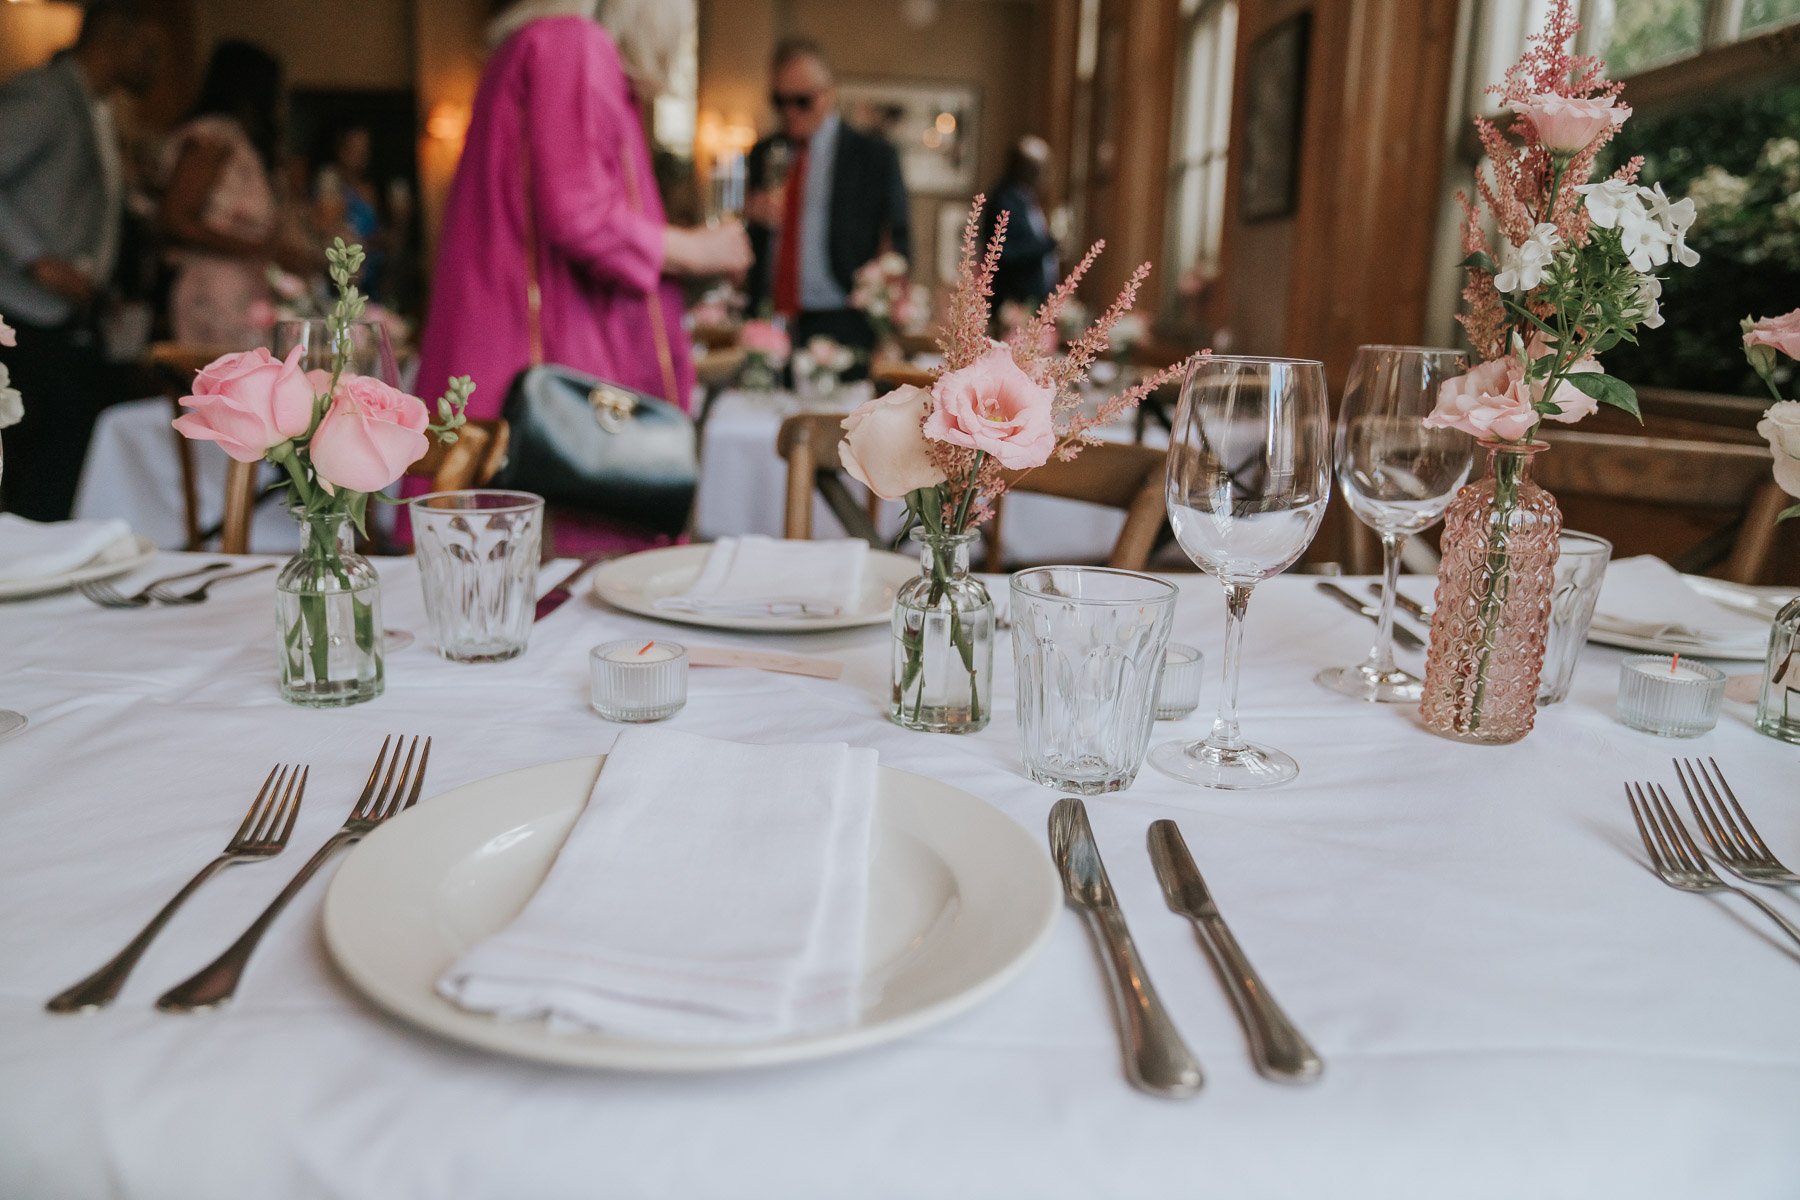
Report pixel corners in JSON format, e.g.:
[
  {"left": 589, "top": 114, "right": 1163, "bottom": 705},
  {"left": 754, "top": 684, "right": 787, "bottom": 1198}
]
[
  {"left": 1365, "top": 582, "right": 1433, "bottom": 625},
  {"left": 1149, "top": 819, "right": 1322, "bottom": 1084},
  {"left": 1315, "top": 581, "right": 1426, "bottom": 651},
  {"left": 1049, "top": 798, "right": 1202, "bottom": 1098}
]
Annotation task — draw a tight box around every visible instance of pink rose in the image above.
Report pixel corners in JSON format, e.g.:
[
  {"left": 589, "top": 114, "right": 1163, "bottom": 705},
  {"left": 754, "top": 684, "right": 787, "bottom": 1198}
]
[
  {"left": 839, "top": 385, "right": 948, "bottom": 501},
  {"left": 741, "top": 319, "right": 790, "bottom": 361},
  {"left": 308, "top": 373, "right": 430, "bottom": 493},
  {"left": 1525, "top": 336, "right": 1601, "bottom": 425},
  {"left": 924, "top": 343, "right": 1056, "bottom": 469},
  {"left": 1744, "top": 309, "right": 1800, "bottom": 361},
  {"left": 1423, "top": 357, "right": 1537, "bottom": 442},
  {"left": 0, "top": 316, "right": 15, "bottom": 347},
  {"left": 171, "top": 345, "right": 316, "bottom": 462},
  {"left": 1507, "top": 93, "right": 1630, "bottom": 154}
]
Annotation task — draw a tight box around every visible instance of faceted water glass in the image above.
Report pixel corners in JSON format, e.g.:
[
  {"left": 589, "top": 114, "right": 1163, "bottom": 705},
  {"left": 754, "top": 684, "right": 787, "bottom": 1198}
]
[
  {"left": 411, "top": 491, "right": 545, "bottom": 662},
  {"left": 1537, "top": 531, "right": 1612, "bottom": 705},
  {"left": 1012, "top": 567, "right": 1178, "bottom": 794}
]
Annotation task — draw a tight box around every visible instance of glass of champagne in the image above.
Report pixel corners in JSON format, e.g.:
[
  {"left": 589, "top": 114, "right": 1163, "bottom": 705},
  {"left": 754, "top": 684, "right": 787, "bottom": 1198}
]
[
  {"left": 1315, "top": 346, "right": 1472, "bottom": 703},
  {"left": 1151, "top": 356, "right": 1332, "bottom": 790}
]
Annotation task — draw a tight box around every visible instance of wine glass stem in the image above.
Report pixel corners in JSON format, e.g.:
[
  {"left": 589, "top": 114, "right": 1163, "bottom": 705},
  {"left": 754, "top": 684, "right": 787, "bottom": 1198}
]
[
  {"left": 1208, "top": 582, "right": 1253, "bottom": 753},
  {"left": 1370, "top": 533, "right": 1405, "bottom": 675}
]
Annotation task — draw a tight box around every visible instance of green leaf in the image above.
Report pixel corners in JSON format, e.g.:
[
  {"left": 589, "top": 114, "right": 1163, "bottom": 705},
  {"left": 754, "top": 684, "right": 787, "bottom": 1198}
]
[
  {"left": 1565, "top": 371, "right": 1641, "bottom": 421},
  {"left": 1778, "top": 503, "right": 1800, "bottom": 523},
  {"left": 1459, "top": 251, "right": 1499, "bottom": 275}
]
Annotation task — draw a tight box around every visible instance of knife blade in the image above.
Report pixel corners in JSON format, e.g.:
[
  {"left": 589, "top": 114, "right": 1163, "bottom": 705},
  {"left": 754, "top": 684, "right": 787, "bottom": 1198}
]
[
  {"left": 1148, "top": 820, "right": 1322, "bottom": 1085},
  {"left": 1365, "top": 581, "right": 1433, "bottom": 625},
  {"left": 534, "top": 558, "right": 601, "bottom": 622},
  {"left": 1048, "top": 798, "right": 1202, "bottom": 1098},
  {"left": 1314, "top": 581, "right": 1427, "bottom": 651}
]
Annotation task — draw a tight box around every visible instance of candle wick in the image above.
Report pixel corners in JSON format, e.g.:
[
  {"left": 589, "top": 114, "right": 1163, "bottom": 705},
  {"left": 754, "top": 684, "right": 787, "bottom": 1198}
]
[
  {"left": 637, "top": 640, "right": 655, "bottom": 656},
  {"left": 1670, "top": 653, "right": 1680, "bottom": 674}
]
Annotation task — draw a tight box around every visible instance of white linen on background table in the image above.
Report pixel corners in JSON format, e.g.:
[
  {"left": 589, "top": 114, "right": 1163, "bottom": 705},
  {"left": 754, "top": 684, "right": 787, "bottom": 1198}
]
[
  {"left": 655, "top": 536, "right": 869, "bottom": 617},
  {"left": 0, "top": 513, "right": 131, "bottom": 582},
  {"left": 438, "top": 727, "right": 876, "bottom": 1041},
  {"left": 2, "top": 552, "right": 1798, "bottom": 1200}
]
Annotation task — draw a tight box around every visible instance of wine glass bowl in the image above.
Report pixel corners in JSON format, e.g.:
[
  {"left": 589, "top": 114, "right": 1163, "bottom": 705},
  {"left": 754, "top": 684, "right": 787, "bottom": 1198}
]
[
  {"left": 1315, "top": 346, "right": 1473, "bottom": 704},
  {"left": 1152, "top": 355, "right": 1333, "bottom": 790}
]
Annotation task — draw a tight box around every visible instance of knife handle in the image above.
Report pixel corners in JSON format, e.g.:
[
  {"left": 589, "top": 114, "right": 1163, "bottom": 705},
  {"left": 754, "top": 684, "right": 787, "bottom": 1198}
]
[
  {"left": 1192, "top": 912, "right": 1322, "bottom": 1084},
  {"left": 1083, "top": 907, "right": 1203, "bottom": 1097}
]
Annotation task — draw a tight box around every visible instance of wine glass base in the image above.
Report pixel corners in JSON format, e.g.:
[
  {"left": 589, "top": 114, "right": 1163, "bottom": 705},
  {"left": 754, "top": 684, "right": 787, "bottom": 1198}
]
[
  {"left": 383, "top": 629, "right": 415, "bottom": 653},
  {"left": 1150, "top": 737, "right": 1299, "bottom": 790},
  {"left": 1314, "top": 663, "right": 1422, "bottom": 704}
]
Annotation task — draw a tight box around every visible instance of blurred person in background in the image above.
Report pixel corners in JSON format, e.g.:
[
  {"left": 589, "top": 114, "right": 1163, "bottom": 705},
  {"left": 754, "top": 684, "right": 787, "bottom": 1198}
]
[
  {"left": 412, "top": 0, "right": 750, "bottom": 553},
  {"left": 160, "top": 39, "right": 313, "bottom": 350},
  {"left": 0, "top": 0, "right": 160, "bottom": 519},
  {"left": 745, "top": 39, "right": 910, "bottom": 366},
  {"left": 980, "top": 135, "right": 1058, "bottom": 309},
  {"left": 311, "top": 121, "right": 390, "bottom": 301}
]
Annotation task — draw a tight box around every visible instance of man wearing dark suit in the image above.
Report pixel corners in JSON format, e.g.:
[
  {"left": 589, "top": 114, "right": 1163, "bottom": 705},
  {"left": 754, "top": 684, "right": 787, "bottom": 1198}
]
[
  {"left": 0, "top": 1, "right": 159, "bottom": 519},
  {"left": 744, "top": 39, "right": 909, "bottom": 372}
]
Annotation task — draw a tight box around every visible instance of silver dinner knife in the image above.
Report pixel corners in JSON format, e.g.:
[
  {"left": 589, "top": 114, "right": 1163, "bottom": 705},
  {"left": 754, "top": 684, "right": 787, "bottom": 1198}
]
[
  {"left": 1315, "top": 581, "right": 1427, "bottom": 652},
  {"left": 1048, "top": 798, "right": 1202, "bottom": 1098},
  {"left": 1148, "top": 819, "right": 1323, "bottom": 1084}
]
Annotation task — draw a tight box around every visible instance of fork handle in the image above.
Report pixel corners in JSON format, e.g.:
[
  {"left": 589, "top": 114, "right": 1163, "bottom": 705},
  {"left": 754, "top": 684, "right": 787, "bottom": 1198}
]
[
  {"left": 156, "top": 831, "right": 355, "bottom": 1012},
  {"left": 47, "top": 855, "right": 234, "bottom": 1013},
  {"left": 1730, "top": 888, "right": 1800, "bottom": 953}
]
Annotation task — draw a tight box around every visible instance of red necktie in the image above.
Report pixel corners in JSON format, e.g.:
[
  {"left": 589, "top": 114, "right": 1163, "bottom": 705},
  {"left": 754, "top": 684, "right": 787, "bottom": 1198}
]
[{"left": 772, "top": 144, "right": 809, "bottom": 319}]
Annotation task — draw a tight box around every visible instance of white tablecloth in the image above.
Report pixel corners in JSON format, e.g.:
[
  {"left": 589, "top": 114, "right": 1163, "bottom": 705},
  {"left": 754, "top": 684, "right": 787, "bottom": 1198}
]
[
  {"left": 2, "top": 556, "right": 1798, "bottom": 1199},
  {"left": 698, "top": 389, "right": 1162, "bottom": 565}
]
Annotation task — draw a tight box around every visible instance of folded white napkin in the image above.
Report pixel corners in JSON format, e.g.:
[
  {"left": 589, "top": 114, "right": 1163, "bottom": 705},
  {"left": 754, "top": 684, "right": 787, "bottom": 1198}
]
[
  {"left": 437, "top": 728, "right": 878, "bottom": 1042},
  {"left": 655, "top": 536, "right": 869, "bottom": 618},
  {"left": 1592, "top": 556, "right": 1770, "bottom": 649},
  {"left": 0, "top": 514, "right": 132, "bottom": 583}
]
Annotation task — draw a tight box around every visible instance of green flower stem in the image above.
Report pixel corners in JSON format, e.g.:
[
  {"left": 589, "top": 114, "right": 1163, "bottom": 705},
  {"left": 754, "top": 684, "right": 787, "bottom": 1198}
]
[{"left": 1465, "top": 450, "right": 1526, "bottom": 729}]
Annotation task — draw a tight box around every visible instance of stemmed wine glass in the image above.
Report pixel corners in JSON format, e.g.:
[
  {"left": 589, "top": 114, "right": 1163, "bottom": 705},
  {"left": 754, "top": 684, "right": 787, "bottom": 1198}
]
[
  {"left": 1151, "top": 356, "right": 1333, "bottom": 790},
  {"left": 1314, "top": 346, "right": 1473, "bottom": 703}
]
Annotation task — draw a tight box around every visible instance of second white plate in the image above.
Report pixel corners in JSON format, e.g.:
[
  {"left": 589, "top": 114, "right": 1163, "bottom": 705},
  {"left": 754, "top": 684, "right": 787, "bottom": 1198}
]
[
  {"left": 0, "top": 534, "right": 157, "bottom": 601},
  {"left": 591, "top": 543, "right": 915, "bottom": 632}
]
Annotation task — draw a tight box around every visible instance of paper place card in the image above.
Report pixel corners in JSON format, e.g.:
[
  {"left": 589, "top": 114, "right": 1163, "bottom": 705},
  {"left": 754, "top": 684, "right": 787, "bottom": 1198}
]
[{"left": 686, "top": 646, "right": 844, "bottom": 680}]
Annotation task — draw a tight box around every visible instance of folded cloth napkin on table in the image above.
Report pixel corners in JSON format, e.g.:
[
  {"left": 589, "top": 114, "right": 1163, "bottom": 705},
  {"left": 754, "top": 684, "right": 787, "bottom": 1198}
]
[
  {"left": 437, "top": 728, "right": 878, "bottom": 1042},
  {"left": 1591, "top": 556, "right": 1770, "bottom": 650},
  {"left": 655, "top": 535, "right": 868, "bottom": 618},
  {"left": 0, "top": 514, "right": 132, "bottom": 583}
]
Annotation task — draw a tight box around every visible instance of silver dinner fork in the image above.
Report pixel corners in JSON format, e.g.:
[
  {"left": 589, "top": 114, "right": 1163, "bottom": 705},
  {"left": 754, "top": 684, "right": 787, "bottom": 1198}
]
[
  {"left": 77, "top": 562, "right": 232, "bottom": 609},
  {"left": 1626, "top": 781, "right": 1800, "bottom": 953},
  {"left": 148, "top": 562, "right": 276, "bottom": 605},
  {"left": 1674, "top": 758, "right": 1800, "bottom": 888},
  {"left": 156, "top": 735, "right": 432, "bottom": 1012},
  {"left": 46, "top": 765, "right": 306, "bottom": 1012}
]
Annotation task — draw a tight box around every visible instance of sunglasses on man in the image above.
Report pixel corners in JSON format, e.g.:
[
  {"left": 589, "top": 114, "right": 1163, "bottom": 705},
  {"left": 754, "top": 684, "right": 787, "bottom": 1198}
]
[{"left": 771, "top": 92, "right": 818, "bottom": 111}]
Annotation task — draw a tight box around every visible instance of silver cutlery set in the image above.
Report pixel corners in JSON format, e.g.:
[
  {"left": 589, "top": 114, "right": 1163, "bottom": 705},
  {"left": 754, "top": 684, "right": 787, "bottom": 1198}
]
[
  {"left": 78, "top": 561, "right": 275, "bottom": 608},
  {"left": 1627, "top": 757, "right": 1800, "bottom": 952},
  {"left": 1050, "top": 798, "right": 1322, "bottom": 1097},
  {"left": 1314, "top": 580, "right": 1430, "bottom": 651},
  {"left": 47, "top": 735, "right": 431, "bottom": 1014}
]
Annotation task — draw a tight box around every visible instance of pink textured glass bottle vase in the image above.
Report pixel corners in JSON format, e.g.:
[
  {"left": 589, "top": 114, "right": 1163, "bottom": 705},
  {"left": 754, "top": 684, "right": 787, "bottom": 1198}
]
[{"left": 1419, "top": 440, "right": 1562, "bottom": 744}]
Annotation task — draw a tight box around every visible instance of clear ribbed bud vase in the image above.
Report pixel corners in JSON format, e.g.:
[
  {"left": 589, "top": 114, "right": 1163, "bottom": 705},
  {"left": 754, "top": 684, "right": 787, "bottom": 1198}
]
[{"left": 1419, "top": 441, "right": 1562, "bottom": 744}]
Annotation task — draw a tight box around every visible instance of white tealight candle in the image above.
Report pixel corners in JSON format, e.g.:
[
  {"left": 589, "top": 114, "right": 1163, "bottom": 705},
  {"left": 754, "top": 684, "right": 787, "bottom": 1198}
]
[
  {"left": 1155, "top": 642, "right": 1205, "bottom": 721},
  {"left": 591, "top": 639, "right": 688, "bottom": 723},
  {"left": 1616, "top": 654, "right": 1726, "bottom": 738}
]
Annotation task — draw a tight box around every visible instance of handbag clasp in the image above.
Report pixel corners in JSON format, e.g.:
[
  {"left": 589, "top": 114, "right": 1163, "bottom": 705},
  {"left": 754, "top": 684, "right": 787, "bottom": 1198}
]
[{"left": 588, "top": 384, "right": 636, "bottom": 434}]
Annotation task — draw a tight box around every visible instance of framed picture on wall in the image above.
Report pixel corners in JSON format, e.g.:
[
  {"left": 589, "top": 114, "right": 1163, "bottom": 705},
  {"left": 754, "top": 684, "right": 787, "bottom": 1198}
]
[
  {"left": 1238, "top": 13, "right": 1310, "bottom": 222},
  {"left": 839, "top": 79, "right": 980, "bottom": 196}
]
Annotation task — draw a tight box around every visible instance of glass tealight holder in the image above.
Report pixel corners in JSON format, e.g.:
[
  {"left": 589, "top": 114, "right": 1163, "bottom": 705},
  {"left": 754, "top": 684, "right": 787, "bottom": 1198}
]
[
  {"left": 1155, "top": 643, "right": 1205, "bottom": 720},
  {"left": 590, "top": 639, "right": 688, "bottom": 722},
  {"left": 1616, "top": 655, "right": 1727, "bottom": 738}
]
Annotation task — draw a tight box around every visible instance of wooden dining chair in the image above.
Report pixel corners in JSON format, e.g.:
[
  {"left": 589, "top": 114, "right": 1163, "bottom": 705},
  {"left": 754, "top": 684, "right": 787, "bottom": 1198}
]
[
  {"left": 1535, "top": 429, "right": 1782, "bottom": 583},
  {"left": 775, "top": 413, "right": 882, "bottom": 544},
  {"left": 148, "top": 341, "right": 236, "bottom": 549},
  {"left": 869, "top": 362, "right": 937, "bottom": 393},
  {"left": 984, "top": 442, "right": 1169, "bottom": 572},
  {"left": 219, "top": 420, "right": 512, "bottom": 554}
]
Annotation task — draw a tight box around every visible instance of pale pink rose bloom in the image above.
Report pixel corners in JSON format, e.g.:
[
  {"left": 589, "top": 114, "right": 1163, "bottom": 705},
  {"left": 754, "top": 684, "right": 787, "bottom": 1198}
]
[
  {"left": 925, "top": 343, "right": 1056, "bottom": 469},
  {"left": 1525, "top": 336, "right": 1601, "bottom": 424},
  {"left": 839, "top": 385, "right": 948, "bottom": 500},
  {"left": 1744, "top": 309, "right": 1800, "bottom": 360},
  {"left": 740, "top": 319, "right": 791, "bottom": 360},
  {"left": 305, "top": 368, "right": 334, "bottom": 396},
  {"left": 1506, "top": 93, "right": 1630, "bottom": 154},
  {"left": 1757, "top": 401, "right": 1800, "bottom": 500},
  {"left": 1423, "top": 357, "right": 1537, "bottom": 442},
  {"left": 0, "top": 316, "right": 15, "bottom": 347},
  {"left": 171, "top": 345, "right": 315, "bottom": 462},
  {"left": 308, "top": 373, "right": 430, "bottom": 493}
]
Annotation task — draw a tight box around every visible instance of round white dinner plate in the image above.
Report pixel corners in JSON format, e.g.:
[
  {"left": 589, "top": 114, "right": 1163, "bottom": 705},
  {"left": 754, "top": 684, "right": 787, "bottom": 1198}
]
[
  {"left": 591, "top": 543, "right": 916, "bottom": 632},
  {"left": 0, "top": 534, "right": 157, "bottom": 601},
  {"left": 1586, "top": 575, "right": 1786, "bottom": 661},
  {"left": 323, "top": 756, "right": 1060, "bottom": 1072}
]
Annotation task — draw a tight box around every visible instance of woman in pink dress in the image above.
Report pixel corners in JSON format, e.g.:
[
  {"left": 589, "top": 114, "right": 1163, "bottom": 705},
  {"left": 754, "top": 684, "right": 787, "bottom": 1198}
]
[{"left": 411, "top": 0, "right": 749, "bottom": 554}]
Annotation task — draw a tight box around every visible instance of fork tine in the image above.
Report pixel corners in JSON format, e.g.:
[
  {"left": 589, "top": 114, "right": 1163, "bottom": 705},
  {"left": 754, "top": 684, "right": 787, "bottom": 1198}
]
[
  {"left": 234, "top": 766, "right": 283, "bottom": 844},
  {"left": 353, "top": 736, "right": 394, "bottom": 819},
  {"left": 1704, "top": 757, "right": 1775, "bottom": 859},
  {"left": 401, "top": 738, "right": 431, "bottom": 811},
  {"left": 1627, "top": 785, "right": 1665, "bottom": 873},
  {"left": 379, "top": 737, "right": 419, "bottom": 820},
  {"left": 1634, "top": 782, "right": 1682, "bottom": 872},
  {"left": 1674, "top": 760, "right": 1735, "bottom": 862},
  {"left": 276, "top": 767, "right": 306, "bottom": 845},
  {"left": 248, "top": 767, "right": 292, "bottom": 842},
  {"left": 1651, "top": 785, "right": 1709, "bottom": 874}
]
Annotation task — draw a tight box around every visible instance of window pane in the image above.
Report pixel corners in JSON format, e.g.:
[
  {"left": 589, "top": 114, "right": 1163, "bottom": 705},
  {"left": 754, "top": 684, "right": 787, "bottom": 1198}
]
[
  {"left": 1594, "top": 0, "right": 1706, "bottom": 76},
  {"left": 1744, "top": 0, "right": 1800, "bottom": 32}
]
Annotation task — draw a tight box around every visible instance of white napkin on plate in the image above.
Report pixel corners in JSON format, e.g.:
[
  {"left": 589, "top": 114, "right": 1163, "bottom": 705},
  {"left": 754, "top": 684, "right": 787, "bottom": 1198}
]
[
  {"left": 1591, "top": 556, "right": 1770, "bottom": 650},
  {"left": 0, "top": 514, "right": 132, "bottom": 583},
  {"left": 437, "top": 728, "right": 878, "bottom": 1042},
  {"left": 655, "top": 536, "right": 869, "bottom": 618}
]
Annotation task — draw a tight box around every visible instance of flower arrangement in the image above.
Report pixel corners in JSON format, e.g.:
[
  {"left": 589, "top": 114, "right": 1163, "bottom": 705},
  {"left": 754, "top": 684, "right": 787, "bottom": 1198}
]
[
  {"left": 0, "top": 316, "right": 20, "bottom": 431},
  {"left": 1743, "top": 309, "right": 1800, "bottom": 520},
  {"left": 739, "top": 318, "right": 790, "bottom": 391},
  {"left": 840, "top": 198, "right": 1202, "bottom": 728},
  {"left": 850, "top": 252, "right": 928, "bottom": 346}
]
